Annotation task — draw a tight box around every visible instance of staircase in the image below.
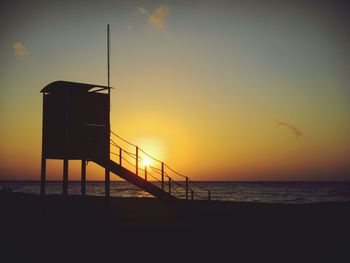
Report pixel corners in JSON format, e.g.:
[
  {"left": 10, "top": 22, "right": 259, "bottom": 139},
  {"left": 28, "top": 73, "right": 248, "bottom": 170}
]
[
  {"left": 93, "top": 131, "right": 211, "bottom": 201},
  {"left": 93, "top": 158, "right": 177, "bottom": 201}
]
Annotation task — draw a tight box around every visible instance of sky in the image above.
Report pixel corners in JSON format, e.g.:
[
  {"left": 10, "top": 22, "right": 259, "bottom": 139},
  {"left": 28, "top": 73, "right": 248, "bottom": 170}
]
[{"left": 0, "top": 0, "right": 350, "bottom": 181}]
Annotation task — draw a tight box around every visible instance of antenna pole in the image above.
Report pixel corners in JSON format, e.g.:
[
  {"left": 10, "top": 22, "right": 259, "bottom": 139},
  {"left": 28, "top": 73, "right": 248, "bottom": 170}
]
[
  {"left": 107, "top": 24, "right": 110, "bottom": 87},
  {"left": 105, "top": 24, "right": 111, "bottom": 198}
]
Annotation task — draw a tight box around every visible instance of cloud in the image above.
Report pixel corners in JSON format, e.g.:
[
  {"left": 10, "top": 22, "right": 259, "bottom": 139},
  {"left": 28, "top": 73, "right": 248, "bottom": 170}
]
[
  {"left": 274, "top": 119, "right": 302, "bottom": 138},
  {"left": 12, "top": 41, "right": 28, "bottom": 57},
  {"left": 136, "top": 5, "right": 169, "bottom": 29},
  {"left": 136, "top": 7, "right": 148, "bottom": 16},
  {"left": 148, "top": 5, "right": 169, "bottom": 29}
]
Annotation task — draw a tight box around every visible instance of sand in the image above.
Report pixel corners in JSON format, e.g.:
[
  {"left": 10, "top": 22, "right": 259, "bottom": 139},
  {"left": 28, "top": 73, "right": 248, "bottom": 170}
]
[{"left": 1, "top": 192, "right": 349, "bottom": 263}]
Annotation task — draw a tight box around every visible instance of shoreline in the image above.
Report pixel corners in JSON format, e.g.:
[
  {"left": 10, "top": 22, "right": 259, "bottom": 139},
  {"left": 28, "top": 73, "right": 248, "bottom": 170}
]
[
  {"left": 2, "top": 181, "right": 350, "bottom": 204},
  {"left": 1, "top": 192, "right": 349, "bottom": 262}
]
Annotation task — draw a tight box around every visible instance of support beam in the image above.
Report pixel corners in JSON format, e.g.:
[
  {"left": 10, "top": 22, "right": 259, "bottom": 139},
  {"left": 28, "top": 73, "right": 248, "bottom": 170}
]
[
  {"left": 81, "top": 159, "right": 86, "bottom": 196},
  {"left": 63, "top": 159, "right": 68, "bottom": 195},
  {"left": 105, "top": 168, "right": 110, "bottom": 197},
  {"left": 40, "top": 157, "right": 46, "bottom": 195},
  {"left": 40, "top": 92, "right": 46, "bottom": 196}
]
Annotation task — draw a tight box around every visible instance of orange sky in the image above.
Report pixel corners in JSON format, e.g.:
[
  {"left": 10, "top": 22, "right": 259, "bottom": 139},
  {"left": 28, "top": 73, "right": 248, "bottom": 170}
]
[{"left": 0, "top": 0, "right": 350, "bottom": 181}]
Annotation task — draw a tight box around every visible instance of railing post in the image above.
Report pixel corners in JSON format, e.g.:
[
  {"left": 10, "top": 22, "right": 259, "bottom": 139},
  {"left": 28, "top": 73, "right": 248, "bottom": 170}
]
[
  {"left": 208, "top": 190, "right": 211, "bottom": 201},
  {"left": 185, "top": 177, "right": 189, "bottom": 200},
  {"left": 168, "top": 177, "right": 171, "bottom": 195},
  {"left": 161, "top": 162, "right": 164, "bottom": 191},
  {"left": 105, "top": 167, "right": 110, "bottom": 198},
  {"left": 145, "top": 165, "right": 147, "bottom": 181},
  {"left": 135, "top": 146, "right": 139, "bottom": 176},
  {"left": 191, "top": 190, "right": 194, "bottom": 200},
  {"left": 119, "top": 147, "right": 122, "bottom": 166}
]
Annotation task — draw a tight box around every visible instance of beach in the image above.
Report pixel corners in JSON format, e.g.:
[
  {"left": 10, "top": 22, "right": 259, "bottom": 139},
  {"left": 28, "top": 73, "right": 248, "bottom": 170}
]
[{"left": 1, "top": 192, "right": 349, "bottom": 263}]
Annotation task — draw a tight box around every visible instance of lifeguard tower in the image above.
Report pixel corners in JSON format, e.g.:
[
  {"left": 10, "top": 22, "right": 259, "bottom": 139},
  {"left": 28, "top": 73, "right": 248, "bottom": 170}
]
[
  {"left": 39, "top": 25, "right": 210, "bottom": 201},
  {"left": 39, "top": 80, "right": 178, "bottom": 200},
  {"left": 40, "top": 81, "right": 111, "bottom": 196}
]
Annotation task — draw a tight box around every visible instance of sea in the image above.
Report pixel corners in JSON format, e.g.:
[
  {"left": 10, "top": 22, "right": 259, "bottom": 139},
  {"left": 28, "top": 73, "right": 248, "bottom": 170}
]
[{"left": 1, "top": 181, "right": 350, "bottom": 204}]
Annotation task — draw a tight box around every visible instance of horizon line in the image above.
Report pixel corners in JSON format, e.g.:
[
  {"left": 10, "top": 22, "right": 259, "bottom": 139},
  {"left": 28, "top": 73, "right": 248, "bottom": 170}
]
[{"left": 1, "top": 180, "right": 350, "bottom": 183}]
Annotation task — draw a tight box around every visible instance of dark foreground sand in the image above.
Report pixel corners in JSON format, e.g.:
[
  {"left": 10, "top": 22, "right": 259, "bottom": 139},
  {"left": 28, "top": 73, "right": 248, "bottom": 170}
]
[{"left": 1, "top": 192, "right": 349, "bottom": 263}]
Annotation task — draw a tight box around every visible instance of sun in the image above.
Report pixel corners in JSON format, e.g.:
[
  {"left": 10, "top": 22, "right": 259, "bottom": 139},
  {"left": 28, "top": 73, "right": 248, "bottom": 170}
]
[{"left": 142, "top": 157, "right": 152, "bottom": 167}]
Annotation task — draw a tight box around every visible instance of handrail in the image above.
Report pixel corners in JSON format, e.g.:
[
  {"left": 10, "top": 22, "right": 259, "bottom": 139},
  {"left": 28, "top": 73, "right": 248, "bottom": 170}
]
[
  {"left": 109, "top": 130, "right": 211, "bottom": 200},
  {"left": 110, "top": 130, "right": 137, "bottom": 147}
]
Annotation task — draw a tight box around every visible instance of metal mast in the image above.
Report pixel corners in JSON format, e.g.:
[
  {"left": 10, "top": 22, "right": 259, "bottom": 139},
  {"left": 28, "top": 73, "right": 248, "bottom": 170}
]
[
  {"left": 107, "top": 24, "right": 110, "bottom": 87},
  {"left": 105, "top": 24, "right": 111, "bottom": 197}
]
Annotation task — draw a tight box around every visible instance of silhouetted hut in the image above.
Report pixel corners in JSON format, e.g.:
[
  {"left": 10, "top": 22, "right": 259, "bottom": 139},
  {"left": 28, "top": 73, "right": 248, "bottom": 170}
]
[{"left": 40, "top": 81, "right": 111, "bottom": 196}]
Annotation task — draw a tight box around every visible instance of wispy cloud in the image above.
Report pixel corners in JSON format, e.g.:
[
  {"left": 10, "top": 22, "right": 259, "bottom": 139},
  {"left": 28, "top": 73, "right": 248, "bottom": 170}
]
[
  {"left": 136, "top": 5, "right": 169, "bottom": 29},
  {"left": 136, "top": 7, "right": 147, "bottom": 16},
  {"left": 148, "top": 5, "right": 169, "bottom": 29},
  {"left": 274, "top": 119, "right": 302, "bottom": 138},
  {"left": 12, "top": 41, "right": 28, "bottom": 57}
]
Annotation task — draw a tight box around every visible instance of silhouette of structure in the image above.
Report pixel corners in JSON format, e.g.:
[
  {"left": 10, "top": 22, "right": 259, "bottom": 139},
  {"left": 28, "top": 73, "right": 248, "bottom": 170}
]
[
  {"left": 40, "top": 25, "right": 210, "bottom": 201},
  {"left": 40, "top": 81, "right": 111, "bottom": 196},
  {"left": 40, "top": 80, "right": 211, "bottom": 200}
]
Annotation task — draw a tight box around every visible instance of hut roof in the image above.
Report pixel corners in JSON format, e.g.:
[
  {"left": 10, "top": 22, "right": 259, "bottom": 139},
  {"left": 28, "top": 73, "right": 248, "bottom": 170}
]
[{"left": 41, "top": 81, "right": 112, "bottom": 93}]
